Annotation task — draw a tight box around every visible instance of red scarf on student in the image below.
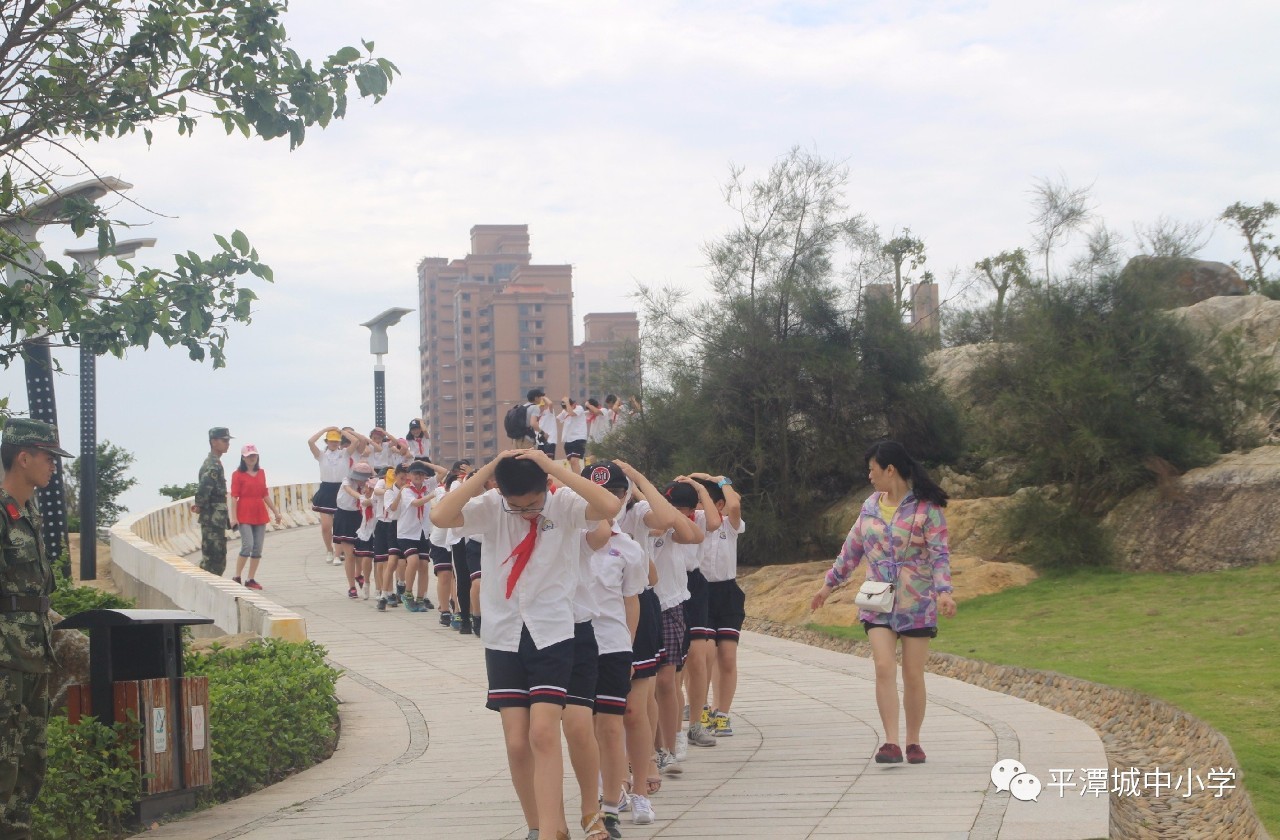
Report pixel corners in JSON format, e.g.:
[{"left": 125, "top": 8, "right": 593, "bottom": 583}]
[
  {"left": 503, "top": 517, "right": 540, "bottom": 599},
  {"left": 407, "top": 483, "right": 428, "bottom": 519}
]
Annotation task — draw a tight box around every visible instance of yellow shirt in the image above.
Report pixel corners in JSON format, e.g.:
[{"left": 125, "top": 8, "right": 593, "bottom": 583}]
[{"left": 878, "top": 494, "right": 898, "bottom": 524}]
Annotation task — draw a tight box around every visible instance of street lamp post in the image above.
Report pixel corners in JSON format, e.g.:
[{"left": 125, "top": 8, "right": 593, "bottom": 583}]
[
  {"left": 361, "top": 307, "right": 413, "bottom": 430},
  {"left": 64, "top": 238, "right": 157, "bottom": 581},
  {"left": 1, "top": 176, "right": 132, "bottom": 571}
]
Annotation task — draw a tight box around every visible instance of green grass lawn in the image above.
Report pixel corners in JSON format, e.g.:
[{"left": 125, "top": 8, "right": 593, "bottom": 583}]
[{"left": 811, "top": 564, "right": 1280, "bottom": 832}]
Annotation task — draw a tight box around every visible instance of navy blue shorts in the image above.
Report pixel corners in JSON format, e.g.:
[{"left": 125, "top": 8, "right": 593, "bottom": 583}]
[
  {"left": 566, "top": 621, "right": 599, "bottom": 709},
  {"left": 707, "top": 579, "right": 746, "bottom": 642},
  {"left": 684, "top": 569, "right": 713, "bottom": 642},
  {"left": 485, "top": 626, "right": 574, "bottom": 711},
  {"left": 631, "top": 588, "right": 662, "bottom": 680}
]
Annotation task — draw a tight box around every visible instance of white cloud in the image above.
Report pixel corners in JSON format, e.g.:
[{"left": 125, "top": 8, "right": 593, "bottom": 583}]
[{"left": 3, "top": 0, "right": 1278, "bottom": 516}]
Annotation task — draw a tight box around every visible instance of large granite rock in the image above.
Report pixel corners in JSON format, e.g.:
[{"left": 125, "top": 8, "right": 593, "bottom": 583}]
[
  {"left": 1121, "top": 256, "right": 1248, "bottom": 307},
  {"left": 1171, "top": 293, "right": 1280, "bottom": 369},
  {"left": 48, "top": 611, "right": 90, "bottom": 712},
  {"left": 926, "top": 343, "right": 996, "bottom": 405},
  {"left": 1106, "top": 445, "right": 1280, "bottom": 571}
]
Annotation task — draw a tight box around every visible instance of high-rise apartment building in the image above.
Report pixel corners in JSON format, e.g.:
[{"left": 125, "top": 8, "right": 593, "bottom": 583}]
[
  {"left": 573, "top": 312, "right": 640, "bottom": 403},
  {"left": 417, "top": 225, "right": 639, "bottom": 461}
]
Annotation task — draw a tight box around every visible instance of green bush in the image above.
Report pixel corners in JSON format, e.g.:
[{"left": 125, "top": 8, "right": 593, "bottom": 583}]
[
  {"left": 185, "top": 639, "right": 339, "bottom": 801},
  {"left": 1002, "top": 490, "right": 1115, "bottom": 570},
  {"left": 50, "top": 572, "right": 135, "bottom": 619},
  {"left": 33, "top": 716, "right": 141, "bottom": 840}
]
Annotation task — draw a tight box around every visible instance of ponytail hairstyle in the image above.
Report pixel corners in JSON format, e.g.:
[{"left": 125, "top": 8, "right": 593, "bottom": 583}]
[
  {"left": 864, "top": 440, "right": 948, "bottom": 508},
  {"left": 445, "top": 459, "right": 471, "bottom": 490}
]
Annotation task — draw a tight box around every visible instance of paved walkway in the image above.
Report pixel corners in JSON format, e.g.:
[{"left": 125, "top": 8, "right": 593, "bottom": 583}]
[{"left": 145, "top": 527, "right": 1109, "bottom": 840}]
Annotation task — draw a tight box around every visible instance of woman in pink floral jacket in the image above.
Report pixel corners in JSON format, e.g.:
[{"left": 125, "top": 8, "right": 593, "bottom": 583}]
[{"left": 811, "top": 440, "right": 957, "bottom": 766}]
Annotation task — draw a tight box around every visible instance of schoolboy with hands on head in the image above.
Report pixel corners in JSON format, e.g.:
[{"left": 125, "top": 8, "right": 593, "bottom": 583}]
[{"left": 429, "top": 448, "right": 621, "bottom": 840}]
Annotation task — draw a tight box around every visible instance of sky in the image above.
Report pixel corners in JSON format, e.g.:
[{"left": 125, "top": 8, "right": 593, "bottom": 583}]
[{"left": 3, "top": 0, "right": 1278, "bottom": 517}]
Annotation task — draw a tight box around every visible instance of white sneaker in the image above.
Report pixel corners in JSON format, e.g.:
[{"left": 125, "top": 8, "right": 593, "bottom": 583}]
[
  {"left": 630, "top": 794, "right": 654, "bottom": 825},
  {"left": 361, "top": 580, "right": 370, "bottom": 599},
  {"left": 330, "top": 554, "right": 342, "bottom": 566},
  {"left": 674, "top": 730, "right": 689, "bottom": 762}
]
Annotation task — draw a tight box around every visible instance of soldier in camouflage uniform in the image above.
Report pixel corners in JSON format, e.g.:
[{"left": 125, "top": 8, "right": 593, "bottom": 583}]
[
  {"left": 0, "top": 418, "right": 72, "bottom": 839},
  {"left": 192, "top": 427, "right": 232, "bottom": 576}
]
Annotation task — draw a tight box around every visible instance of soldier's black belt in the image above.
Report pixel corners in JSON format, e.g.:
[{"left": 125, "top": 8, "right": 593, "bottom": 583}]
[{"left": 0, "top": 595, "right": 50, "bottom": 613}]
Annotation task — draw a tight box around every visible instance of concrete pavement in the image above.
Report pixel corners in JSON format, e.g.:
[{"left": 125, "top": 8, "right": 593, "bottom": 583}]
[{"left": 142, "top": 526, "right": 1108, "bottom": 839}]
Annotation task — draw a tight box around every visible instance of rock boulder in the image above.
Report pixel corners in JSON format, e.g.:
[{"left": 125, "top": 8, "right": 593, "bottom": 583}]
[
  {"left": 1121, "top": 256, "right": 1248, "bottom": 307},
  {"left": 1106, "top": 445, "right": 1280, "bottom": 571}
]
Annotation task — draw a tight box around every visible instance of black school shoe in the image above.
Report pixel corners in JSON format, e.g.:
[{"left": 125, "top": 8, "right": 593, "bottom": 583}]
[
  {"left": 439, "top": 610, "right": 452, "bottom": 627},
  {"left": 459, "top": 617, "right": 473, "bottom": 635},
  {"left": 471, "top": 616, "right": 482, "bottom": 637}
]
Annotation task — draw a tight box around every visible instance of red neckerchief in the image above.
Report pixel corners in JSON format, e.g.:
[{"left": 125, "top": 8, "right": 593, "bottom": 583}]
[
  {"left": 503, "top": 517, "right": 540, "bottom": 599},
  {"left": 407, "top": 483, "right": 428, "bottom": 519}
]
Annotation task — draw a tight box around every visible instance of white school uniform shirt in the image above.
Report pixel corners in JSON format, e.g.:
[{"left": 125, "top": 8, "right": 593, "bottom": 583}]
[
  {"left": 316, "top": 448, "right": 349, "bottom": 483},
  {"left": 651, "top": 520, "right": 695, "bottom": 611},
  {"left": 373, "top": 479, "right": 396, "bottom": 523},
  {"left": 588, "top": 408, "right": 612, "bottom": 444},
  {"left": 335, "top": 479, "right": 362, "bottom": 512},
  {"left": 367, "top": 441, "right": 395, "bottom": 469},
  {"left": 701, "top": 514, "right": 746, "bottom": 582},
  {"left": 428, "top": 485, "right": 449, "bottom": 546},
  {"left": 560, "top": 405, "right": 588, "bottom": 442},
  {"left": 396, "top": 479, "right": 437, "bottom": 540},
  {"left": 580, "top": 526, "right": 647, "bottom": 654},
  {"left": 538, "top": 407, "right": 558, "bottom": 444},
  {"left": 405, "top": 435, "right": 430, "bottom": 460},
  {"left": 455, "top": 487, "right": 593, "bottom": 652}
]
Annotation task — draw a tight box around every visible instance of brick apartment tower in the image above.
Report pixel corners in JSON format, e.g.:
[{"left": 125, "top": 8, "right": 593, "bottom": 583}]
[
  {"left": 417, "top": 225, "right": 640, "bottom": 462},
  {"left": 417, "top": 225, "right": 572, "bottom": 460},
  {"left": 573, "top": 313, "right": 640, "bottom": 403}
]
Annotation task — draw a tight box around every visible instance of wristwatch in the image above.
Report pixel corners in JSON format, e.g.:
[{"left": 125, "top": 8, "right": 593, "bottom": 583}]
[{"left": 717, "top": 477, "right": 732, "bottom": 487}]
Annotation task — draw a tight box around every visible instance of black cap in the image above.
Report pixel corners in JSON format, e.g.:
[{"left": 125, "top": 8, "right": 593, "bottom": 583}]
[
  {"left": 582, "top": 461, "right": 628, "bottom": 491},
  {"left": 407, "top": 461, "right": 431, "bottom": 475},
  {"left": 663, "top": 481, "right": 699, "bottom": 509}
]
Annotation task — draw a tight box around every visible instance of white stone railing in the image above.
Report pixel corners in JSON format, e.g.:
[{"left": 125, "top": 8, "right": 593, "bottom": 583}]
[{"left": 108, "top": 483, "right": 320, "bottom": 641}]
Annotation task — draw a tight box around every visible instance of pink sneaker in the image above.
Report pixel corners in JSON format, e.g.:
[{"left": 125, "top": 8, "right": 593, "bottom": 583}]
[{"left": 245, "top": 579, "right": 263, "bottom": 591}]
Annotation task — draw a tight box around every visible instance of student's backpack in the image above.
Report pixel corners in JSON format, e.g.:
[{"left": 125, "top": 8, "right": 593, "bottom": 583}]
[{"left": 504, "top": 403, "right": 533, "bottom": 439}]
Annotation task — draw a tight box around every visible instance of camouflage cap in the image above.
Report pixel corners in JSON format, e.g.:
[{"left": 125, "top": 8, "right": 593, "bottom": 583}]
[
  {"left": 208, "top": 426, "right": 233, "bottom": 440},
  {"left": 2, "top": 418, "right": 74, "bottom": 458}
]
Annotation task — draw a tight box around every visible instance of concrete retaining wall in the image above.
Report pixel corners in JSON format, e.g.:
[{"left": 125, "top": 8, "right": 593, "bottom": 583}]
[{"left": 108, "top": 483, "right": 320, "bottom": 642}]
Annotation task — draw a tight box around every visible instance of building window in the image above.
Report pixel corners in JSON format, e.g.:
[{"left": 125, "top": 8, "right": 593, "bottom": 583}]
[
  {"left": 461, "top": 292, "right": 471, "bottom": 301},
  {"left": 481, "top": 373, "right": 492, "bottom": 383},
  {"left": 482, "top": 389, "right": 494, "bottom": 399},
  {"left": 483, "top": 423, "right": 494, "bottom": 432},
  {"left": 463, "top": 342, "right": 472, "bottom": 351},
  {"left": 480, "top": 340, "right": 492, "bottom": 350},
  {"left": 535, "top": 337, "right": 544, "bottom": 346},
  {"left": 519, "top": 304, "right": 530, "bottom": 317},
  {"left": 463, "top": 326, "right": 472, "bottom": 334},
  {"left": 464, "top": 408, "right": 474, "bottom": 417},
  {"left": 536, "top": 354, "right": 543, "bottom": 363},
  {"left": 462, "top": 309, "right": 471, "bottom": 318},
  {"left": 465, "top": 392, "right": 474, "bottom": 400},
  {"left": 535, "top": 320, "right": 543, "bottom": 329},
  {"left": 464, "top": 375, "right": 473, "bottom": 384}
]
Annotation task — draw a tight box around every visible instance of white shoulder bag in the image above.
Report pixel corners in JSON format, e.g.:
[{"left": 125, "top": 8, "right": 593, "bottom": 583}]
[{"left": 853, "top": 506, "right": 928, "bottom": 613}]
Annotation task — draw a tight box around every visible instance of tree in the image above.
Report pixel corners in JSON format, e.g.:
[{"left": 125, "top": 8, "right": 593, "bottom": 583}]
[
  {"left": 972, "top": 248, "right": 1029, "bottom": 341},
  {"left": 66, "top": 440, "right": 138, "bottom": 528},
  {"left": 1220, "top": 201, "right": 1280, "bottom": 295},
  {"left": 880, "top": 229, "right": 927, "bottom": 312},
  {"left": 1030, "top": 175, "right": 1093, "bottom": 282},
  {"left": 0, "top": 0, "right": 398, "bottom": 368},
  {"left": 622, "top": 148, "right": 959, "bottom": 562},
  {"left": 1133, "top": 215, "right": 1208, "bottom": 259},
  {"left": 158, "top": 482, "right": 199, "bottom": 502}
]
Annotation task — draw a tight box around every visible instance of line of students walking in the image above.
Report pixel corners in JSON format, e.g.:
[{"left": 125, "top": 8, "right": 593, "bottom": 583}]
[{"left": 308, "top": 422, "right": 744, "bottom": 840}]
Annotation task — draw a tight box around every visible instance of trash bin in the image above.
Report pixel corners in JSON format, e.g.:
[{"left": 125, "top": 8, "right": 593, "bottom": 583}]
[{"left": 55, "top": 609, "right": 215, "bottom": 821}]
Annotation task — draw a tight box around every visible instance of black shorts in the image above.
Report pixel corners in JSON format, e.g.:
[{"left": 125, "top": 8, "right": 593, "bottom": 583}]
[
  {"left": 632, "top": 588, "right": 662, "bottom": 680},
  {"left": 311, "top": 481, "right": 340, "bottom": 513},
  {"left": 332, "top": 508, "right": 360, "bottom": 543},
  {"left": 465, "top": 539, "right": 482, "bottom": 580},
  {"left": 431, "top": 544, "right": 455, "bottom": 574},
  {"left": 595, "top": 651, "right": 632, "bottom": 715},
  {"left": 563, "top": 439, "right": 587, "bottom": 458},
  {"left": 658, "top": 605, "right": 687, "bottom": 672},
  {"left": 397, "top": 534, "right": 430, "bottom": 558},
  {"left": 684, "top": 569, "right": 713, "bottom": 642},
  {"left": 863, "top": 621, "right": 938, "bottom": 639},
  {"left": 707, "top": 579, "right": 746, "bottom": 642},
  {"left": 373, "top": 520, "right": 396, "bottom": 561},
  {"left": 567, "top": 621, "right": 600, "bottom": 709},
  {"left": 353, "top": 529, "right": 374, "bottom": 557},
  {"left": 485, "top": 625, "right": 574, "bottom": 711},
  {"left": 538, "top": 442, "right": 557, "bottom": 459}
]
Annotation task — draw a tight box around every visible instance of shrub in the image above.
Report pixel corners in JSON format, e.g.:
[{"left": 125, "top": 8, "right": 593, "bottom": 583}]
[
  {"left": 1002, "top": 490, "right": 1115, "bottom": 570},
  {"left": 184, "top": 639, "right": 339, "bottom": 801},
  {"left": 50, "top": 571, "right": 135, "bottom": 619},
  {"left": 33, "top": 716, "right": 141, "bottom": 840}
]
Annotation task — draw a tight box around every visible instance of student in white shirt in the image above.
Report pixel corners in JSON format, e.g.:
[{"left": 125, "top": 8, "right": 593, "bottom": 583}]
[
  {"left": 334, "top": 462, "right": 374, "bottom": 599},
  {"left": 688, "top": 472, "right": 746, "bottom": 737},
  {"left": 430, "top": 449, "right": 621, "bottom": 840},
  {"left": 577, "top": 462, "right": 647, "bottom": 835},
  {"left": 682, "top": 477, "right": 727, "bottom": 747},
  {"left": 536, "top": 395, "right": 558, "bottom": 460},
  {"left": 307, "top": 425, "right": 368, "bottom": 563},
  {"left": 391, "top": 461, "right": 444, "bottom": 612},
  {"left": 371, "top": 466, "right": 399, "bottom": 610},
  {"left": 558, "top": 397, "right": 589, "bottom": 473},
  {"left": 404, "top": 417, "right": 431, "bottom": 461},
  {"left": 611, "top": 460, "right": 683, "bottom": 822}
]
